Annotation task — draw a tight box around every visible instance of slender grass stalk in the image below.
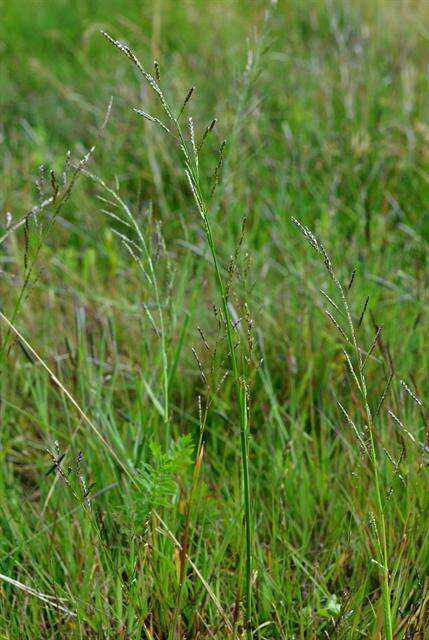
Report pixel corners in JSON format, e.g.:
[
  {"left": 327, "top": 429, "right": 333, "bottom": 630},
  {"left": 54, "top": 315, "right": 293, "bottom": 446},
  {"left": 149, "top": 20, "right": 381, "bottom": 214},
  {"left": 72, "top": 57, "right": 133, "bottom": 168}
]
[
  {"left": 292, "top": 218, "right": 393, "bottom": 640},
  {"left": 338, "top": 280, "right": 393, "bottom": 640},
  {"left": 101, "top": 32, "right": 253, "bottom": 634},
  {"left": 180, "top": 126, "right": 253, "bottom": 640},
  {"left": 79, "top": 169, "right": 171, "bottom": 443},
  {"left": 171, "top": 409, "right": 205, "bottom": 639},
  {"left": 178, "top": 115, "right": 253, "bottom": 640},
  {"left": 0, "top": 147, "right": 94, "bottom": 369}
]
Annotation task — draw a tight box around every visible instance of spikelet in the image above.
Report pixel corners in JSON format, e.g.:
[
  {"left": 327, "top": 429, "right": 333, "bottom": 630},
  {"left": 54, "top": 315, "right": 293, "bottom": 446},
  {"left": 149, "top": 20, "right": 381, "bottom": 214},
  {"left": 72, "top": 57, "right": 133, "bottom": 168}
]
[
  {"left": 400, "top": 379, "right": 423, "bottom": 407},
  {"left": 178, "top": 86, "right": 195, "bottom": 118},
  {"left": 198, "top": 118, "right": 217, "bottom": 151},
  {"left": 211, "top": 140, "right": 226, "bottom": 197},
  {"left": 101, "top": 31, "right": 173, "bottom": 120},
  {"left": 133, "top": 108, "right": 172, "bottom": 135},
  {"left": 291, "top": 217, "right": 336, "bottom": 283}
]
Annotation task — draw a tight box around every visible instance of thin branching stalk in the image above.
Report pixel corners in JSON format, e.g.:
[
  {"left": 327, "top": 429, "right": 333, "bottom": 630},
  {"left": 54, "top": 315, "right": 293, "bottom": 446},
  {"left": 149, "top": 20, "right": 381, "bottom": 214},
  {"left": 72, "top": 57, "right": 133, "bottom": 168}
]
[
  {"left": 80, "top": 169, "right": 171, "bottom": 443},
  {"left": 102, "top": 31, "right": 253, "bottom": 634},
  {"left": 180, "top": 117, "right": 253, "bottom": 639},
  {"left": 0, "top": 147, "right": 94, "bottom": 370},
  {"left": 292, "top": 217, "right": 393, "bottom": 640},
  {"left": 338, "top": 276, "right": 392, "bottom": 640}
]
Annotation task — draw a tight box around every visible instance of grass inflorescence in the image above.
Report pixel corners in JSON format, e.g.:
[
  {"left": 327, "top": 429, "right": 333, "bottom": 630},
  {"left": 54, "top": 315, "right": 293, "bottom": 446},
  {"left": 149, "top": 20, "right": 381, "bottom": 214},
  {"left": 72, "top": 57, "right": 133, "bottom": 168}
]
[{"left": 0, "top": 1, "right": 428, "bottom": 638}]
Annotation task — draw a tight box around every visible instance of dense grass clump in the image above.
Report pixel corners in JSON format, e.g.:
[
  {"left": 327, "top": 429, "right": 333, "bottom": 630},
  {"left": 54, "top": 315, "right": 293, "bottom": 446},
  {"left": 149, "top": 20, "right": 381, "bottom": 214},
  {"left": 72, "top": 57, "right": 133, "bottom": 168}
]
[{"left": 0, "top": 1, "right": 428, "bottom": 638}]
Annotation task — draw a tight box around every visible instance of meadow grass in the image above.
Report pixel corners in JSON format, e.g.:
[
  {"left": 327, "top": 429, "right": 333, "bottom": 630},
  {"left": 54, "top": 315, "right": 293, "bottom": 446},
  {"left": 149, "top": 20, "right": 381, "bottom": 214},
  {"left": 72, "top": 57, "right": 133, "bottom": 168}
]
[{"left": 0, "top": 1, "right": 428, "bottom": 638}]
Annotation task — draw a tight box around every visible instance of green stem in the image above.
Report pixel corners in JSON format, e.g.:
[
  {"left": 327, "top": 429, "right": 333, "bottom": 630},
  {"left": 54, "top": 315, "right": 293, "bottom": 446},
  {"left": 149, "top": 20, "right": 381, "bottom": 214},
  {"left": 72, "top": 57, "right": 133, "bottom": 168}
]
[
  {"left": 366, "top": 409, "right": 393, "bottom": 640},
  {"left": 198, "top": 211, "right": 252, "bottom": 635},
  {"left": 340, "top": 287, "right": 393, "bottom": 640},
  {"left": 181, "top": 130, "right": 252, "bottom": 632}
]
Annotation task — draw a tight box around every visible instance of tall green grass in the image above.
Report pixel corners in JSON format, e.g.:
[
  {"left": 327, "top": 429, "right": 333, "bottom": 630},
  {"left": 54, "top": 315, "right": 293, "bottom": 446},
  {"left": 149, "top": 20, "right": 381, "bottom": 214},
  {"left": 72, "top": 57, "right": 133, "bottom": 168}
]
[{"left": 0, "top": 1, "right": 428, "bottom": 638}]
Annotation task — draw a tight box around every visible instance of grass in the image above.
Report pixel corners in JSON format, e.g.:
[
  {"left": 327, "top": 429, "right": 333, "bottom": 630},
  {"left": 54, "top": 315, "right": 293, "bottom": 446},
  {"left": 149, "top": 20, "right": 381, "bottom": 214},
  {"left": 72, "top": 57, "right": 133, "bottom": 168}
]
[{"left": 0, "top": 0, "right": 428, "bottom": 638}]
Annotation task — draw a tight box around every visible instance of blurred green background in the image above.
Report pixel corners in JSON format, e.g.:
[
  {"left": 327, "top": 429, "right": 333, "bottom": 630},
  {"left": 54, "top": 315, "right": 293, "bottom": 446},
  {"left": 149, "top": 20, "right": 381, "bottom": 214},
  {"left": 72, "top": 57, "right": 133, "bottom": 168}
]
[{"left": 0, "top": 1, "right": 428, "bottom": 637}]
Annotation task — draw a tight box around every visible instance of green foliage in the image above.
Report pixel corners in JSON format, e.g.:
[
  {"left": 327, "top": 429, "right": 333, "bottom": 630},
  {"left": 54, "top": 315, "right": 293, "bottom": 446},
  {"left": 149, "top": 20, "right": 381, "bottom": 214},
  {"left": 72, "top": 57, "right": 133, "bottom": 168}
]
[
  {"left": 0, "top": 1, "right": 428, "bottom": 638},
  {"left": 134, "top": 435, "right": 194, "bottom": 524}
]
